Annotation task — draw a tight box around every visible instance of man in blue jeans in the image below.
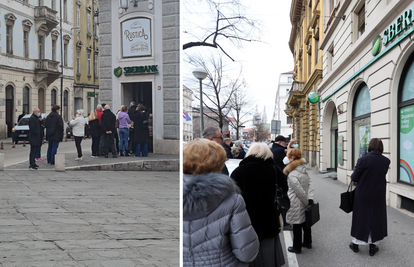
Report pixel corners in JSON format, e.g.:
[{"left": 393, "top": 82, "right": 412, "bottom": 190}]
[{"left": 44, "top": 105, "right": 64, "bottom": 164}]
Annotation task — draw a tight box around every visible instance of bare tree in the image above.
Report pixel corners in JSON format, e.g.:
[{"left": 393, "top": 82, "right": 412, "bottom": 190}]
[
  {"left": 183, "top": 0, "right": 261, "bottom": 61},
  {"left": 185, "top": 52, "right": 245, "bottom": 132},
  {"left": 228, "top": 88, "right": 255, "bottom": 140},
  {"left": 249, "top": 121, "right": 270, "bottom": 142}
]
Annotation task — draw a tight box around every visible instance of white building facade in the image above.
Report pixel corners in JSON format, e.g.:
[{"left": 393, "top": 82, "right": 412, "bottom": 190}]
[
  {"left": 0, "top": 0, "right": 76, "bottom": 138},
  {"left": 319, "top": 0, "right": 414, "bottom": 213},
  {"left": 99, "top": 0, "right": 179, "bottom": 154},
  {"left": 183, "top": 85, "right": 193, "bottom": 142},
  {"left": 272, "top": 71, "right": 293, "bottom": 140}
]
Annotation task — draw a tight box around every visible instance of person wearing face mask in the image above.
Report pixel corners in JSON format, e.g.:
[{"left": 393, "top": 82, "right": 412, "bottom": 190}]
[
  {"left": 69, "top": 109, "right": 86, "bottom": 161},
  {"left": 271, "top": 135, "right": 289, "bottom": 171},
  {"left": 283, "top": 139, "right": 300, "bottom": 165},
  {"left": 28, "top": 108, "right": 42, "bottom": 170}
]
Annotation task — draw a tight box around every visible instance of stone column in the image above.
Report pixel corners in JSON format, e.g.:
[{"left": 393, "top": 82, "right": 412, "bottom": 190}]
[{"left": 98, "top": 0, "right": 112, "bottom": 107}]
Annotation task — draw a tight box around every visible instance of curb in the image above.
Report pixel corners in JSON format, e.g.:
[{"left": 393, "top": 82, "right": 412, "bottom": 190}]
[{"left": 65, "top": 159, "right": 180, "bottom": 172}]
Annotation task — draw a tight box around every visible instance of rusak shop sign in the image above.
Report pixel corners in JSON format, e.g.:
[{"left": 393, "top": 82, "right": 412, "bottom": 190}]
[{"left": 383, "top": 4, "right": 414, "bottom": 46}]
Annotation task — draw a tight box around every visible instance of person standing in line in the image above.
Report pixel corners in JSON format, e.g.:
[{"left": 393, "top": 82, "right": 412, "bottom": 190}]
[
  {"left": 283, "top": 148, "right": 314, "bottom": 254},
  {"left": 283, "top": 139, "right": 300, "bottom": 165},
  {"left": 222, "top": 137, "right": 233, "bottom": 159},
  {"left": 69, "top": 109, "right": 86, "bottom": 161},
  {"left": 349, "top": 138, "right": 390, "bottom": 257},
  {"left": 271, "top": 135, "right": 289, "bottom": 171},
  {"left": 231, "top": 140, "right": 246, "bottom": 159},
  {"left": 88, "top": 110, "right": 101, "bottom": 158},
  {"left": 132, "top": 105, "right": 150, "bottom": 157},
  {"left": 45, "top": 105, "right": 64, "bottom": 165},
  {"left": 231, "top": 142, "right": 287, "bottom": 267},
  {"left": 202, "top": 126, "right": 229, "bottom": 175},
  {"left": 35, "top": 111, "right": 45, "bottom": 162},
  {"left": 117, "top": 105, "right": 131, "bottom": 156},
  {"left": 28, "top": 108, "right": 41, "bottom": 170},
  {"left": 100, "top": 105, "right": 117, "bottom": 158},
  {"left": 183, "top": 139, "right": 260, "bottom": 266}
]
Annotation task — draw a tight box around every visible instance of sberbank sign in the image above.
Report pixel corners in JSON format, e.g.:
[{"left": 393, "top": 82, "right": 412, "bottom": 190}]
[
  {"left": 113, "top": 65, "right": 158, "bottom": 77},
  {"left": 383, "top": 5, "right": 414, "bottom": 46}
]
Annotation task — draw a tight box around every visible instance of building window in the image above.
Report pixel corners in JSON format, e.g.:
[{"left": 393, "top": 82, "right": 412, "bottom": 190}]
[
  {"left": 77, "top": 49, "right": 81, "bottom": 75},
  {"left": 63, "top": 0, "right": 67, "bottom": 21},
  {"left": 64, "top": 43, "right": 68, "bottom": 66},
  {"left": 287, "top": 117, "right": 293, "bottom": 124},
  {"left": 87, "top": 51, "right": 91, "bottom": 76},
  {"left": 51, "top": 0, "right": 56, "bottom": 10},
  {"left": 330, "top": 0, "right": 337, "bottom": 14},
  {"left": 6, "top": 25, "right": 13, "bottom": 54},
  {"left": 38, "top": 35, "right": 45, "bottom": 59},
  {"left": 76, "top": 6, "right": 80, "bottom": 26},
  {"left": 23, "top": 87, "right": 30, "bottom": 115},
  {"left": 23, "top": 30, "right": 29, "bottom": 58},
  {"left": 315, "top": 39, "right": 319, "bottom": 64},
  {"left": 52, "top": 39, "right": 56, "bottom": 61},
  {"left": 398, "top": 52, "right": 414, "bottom": 186},
  {"left": 286, "top": 89, "right": 289, "bottom": 96},
  {"left": 51, "top": 89, "right": 57, "bottom": 106},
  {"left": 94, "top": 52, "right": 98, "bottom": 77},
  {"left": 358, "top": 4, "right": 365, "bottom": 37},
  {"left": 352, "top": 84, "right": 371, "bottom": 167}
]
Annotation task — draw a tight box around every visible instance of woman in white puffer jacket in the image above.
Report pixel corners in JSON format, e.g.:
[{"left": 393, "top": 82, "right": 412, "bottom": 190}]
[{"left": 69, "top": 109, "right": 86, "bottom": 161}]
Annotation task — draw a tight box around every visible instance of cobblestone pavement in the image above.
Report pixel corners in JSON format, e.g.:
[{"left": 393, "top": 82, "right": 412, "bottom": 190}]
[{"left": 0, "top": 171, "right": 179, "bottom": 266}]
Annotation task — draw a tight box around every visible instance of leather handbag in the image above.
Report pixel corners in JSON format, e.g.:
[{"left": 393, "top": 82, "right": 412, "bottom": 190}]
[
  {"left": 305, "top": 202, "right": 320, "bottom": 228},
  {"left": 274, "top": 185, "right": 290, "bottom": 214},
  {"left": 339, "top": 181, "right": 356, "bottom": 213}
]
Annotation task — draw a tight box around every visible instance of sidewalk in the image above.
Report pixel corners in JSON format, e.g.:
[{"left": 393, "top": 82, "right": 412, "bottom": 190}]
[{"left": 283, "top": 167, "right": 414, "bottom": 267}]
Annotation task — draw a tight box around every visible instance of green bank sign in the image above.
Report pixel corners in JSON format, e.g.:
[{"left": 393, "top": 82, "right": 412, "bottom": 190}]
[
  {"left": 383, "top": 5, "right": 414, "bottom": 47},
  {"left": 113, "top": 65, "right": 158, "bottom": 77}
]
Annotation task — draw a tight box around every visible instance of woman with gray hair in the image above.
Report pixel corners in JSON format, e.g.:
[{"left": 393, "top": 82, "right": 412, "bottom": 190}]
[
  {"left": 231, "top": 140, "right": 246, "bottom": 159},
  {"left": 231, "top": 142, "right": 288, "bottom": 267},
  {"left": 69, "top": 109, "right": 86, "bottom": 161}
]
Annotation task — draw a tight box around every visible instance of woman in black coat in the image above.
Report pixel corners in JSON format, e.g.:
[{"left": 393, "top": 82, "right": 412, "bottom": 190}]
[
  {"left": 131, "top": 105, "right": 150, "bottom": 157},
  {"left": 349, "top": 138, "right": 390, "bottom": 256},
  {"left": 88, "top": 110, "right": 101, "bottom": 158},
  {"left": 231, "top": 142, "right": 287, "bottom": 267}
]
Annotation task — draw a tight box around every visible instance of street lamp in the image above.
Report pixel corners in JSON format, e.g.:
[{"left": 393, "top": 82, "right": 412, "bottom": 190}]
[{"left": 192, "top": 67, "right": 208, "bottom": 137}]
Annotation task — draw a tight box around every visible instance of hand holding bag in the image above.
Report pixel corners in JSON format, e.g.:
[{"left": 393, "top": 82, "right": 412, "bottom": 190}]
[
  {"left": 305, "top": 202, "right": 320, "bottom": 228},
  {"left": 339, "top": 181, "right": 356, "bottom": 213},
  {"left": 274, "top": 185, "right": 290, "bottom": 214}
]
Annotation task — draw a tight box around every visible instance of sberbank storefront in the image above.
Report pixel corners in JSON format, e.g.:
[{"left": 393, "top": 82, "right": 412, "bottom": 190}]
[{"left": 319, "top": 2, "right": 414, "bottom": 214}]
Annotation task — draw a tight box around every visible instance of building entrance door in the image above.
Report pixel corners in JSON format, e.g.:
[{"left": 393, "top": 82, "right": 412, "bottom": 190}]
[
  {"left": 122, "top": 82, "right": 153, "bottom": 153},
  {"left": 329, "top": 109, "right": 338, "bottom": 172},
  {"left": 5, "top": 85, "right": 14, "bottom": 138}
]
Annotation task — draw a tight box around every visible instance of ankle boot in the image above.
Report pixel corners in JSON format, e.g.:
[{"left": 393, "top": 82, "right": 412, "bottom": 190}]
[
  {"left": 349, "top": 243, "right": 359, "bottom": 253},
  {"left": 369, "top": 244, "right": 379, "bottom": 256},
  {"left": 120, "top": 150, "right": 124, "bottom": 156},
  {"left": 125, "top": 150, "right": 130, "bottom": 156}
]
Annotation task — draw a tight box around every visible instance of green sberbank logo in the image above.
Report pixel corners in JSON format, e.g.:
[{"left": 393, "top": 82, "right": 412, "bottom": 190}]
[
  {"left": 114, "top": 67, "right": 122, "bottom": 77},
  {"left": 372, "top": 35, "right": 382, "bottom": 56}
]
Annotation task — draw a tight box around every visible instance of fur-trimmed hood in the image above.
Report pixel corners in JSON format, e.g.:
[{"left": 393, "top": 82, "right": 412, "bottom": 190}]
[
  {"left": 283, "top": 158, "right": 307, "bottom": 175},
  {"left": 183, "top": 173, "right": 240, "bottom": 221}
]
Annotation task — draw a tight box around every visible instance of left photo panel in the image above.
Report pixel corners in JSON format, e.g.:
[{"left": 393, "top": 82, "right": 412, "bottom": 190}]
[{"left": 0, "top": 0, "right": 180, "bottom": 265}]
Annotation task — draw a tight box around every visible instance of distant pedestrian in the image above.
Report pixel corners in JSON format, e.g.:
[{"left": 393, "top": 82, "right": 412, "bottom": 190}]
[
  {"left": 202, "top": 126, "right": 229, "bottom": 175},
  {"left": 231, "top": 140, "right": 246, "bottom": 159},
  {"left": 222, "top": 138, "right": 232, "bottom": 159},
  {"left": 117, "top": 105, "right": 131, "bottom": 156},
  {"left": 231, "top": 142, "right": 287, "bottom": 267},
  {"left": 28, "top": 108, "right": 41, "bottom": 170},
  {"left": 88, "top": 110, "right": 101, "bottom": 158},
  {"left": 349, "top": 138, "right": 390, "bottom": 257},
  {"left": 283, "top": 148, "right": 314, "bottom": 254},
  {"left": 271, "top": 135, "right": 288, "bottom": 171},
  {"left": 96, "top": 104, "right": 103, "bottom": 124},
  {"left": 183, "top": 139, "right": 260, "bottom": 266},
  {"left": 35, "top": 111, "right": 45, "bottom": 162},
  {"left": 69, "top": 109, "right": 86, "bottom": 161},
  {"left": 18, "top": 111, "right": 26, "bottom": 122},
  {"left": 100, "top": 105, "right": 117, "bottom": 158},
  {"left": 131, "top": 105, "right": 149, "bottom": 157},
  {"left": 283, "top": 139, "right": 299, "bottom": 165},
  {"left": 45, "top": 105, "right": 64, "bottom": 165}
]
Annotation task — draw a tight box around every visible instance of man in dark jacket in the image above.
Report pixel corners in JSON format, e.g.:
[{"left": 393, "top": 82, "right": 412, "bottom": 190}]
[
  {"left": 222, "top": 138, "right": 233, "bottom": 159},
  {"left": 100, "top": 105, "right": 117, "bottom": 158},
  {"left": 271, "top": 135, "right": 288, "bottom": 171},
  {"left": 203, "top": 126, "right": 229, "bottom": 175},
  {"left": 28, "top": 108, "right": 41, "bottom": 170},
  {"left": 45, "top": 105, "right": 64, "bottom": 165}
]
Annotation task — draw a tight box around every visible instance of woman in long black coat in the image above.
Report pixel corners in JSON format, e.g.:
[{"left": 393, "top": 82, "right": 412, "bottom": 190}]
[
  {"left": 350, "top": 138, "right": 390, "bottom": 256},
  {"left": 131, "top": 105, "right": 150, "bottom": 157},
  {"left": 231, "top": 142, "right": 287, "bottom": 267}
]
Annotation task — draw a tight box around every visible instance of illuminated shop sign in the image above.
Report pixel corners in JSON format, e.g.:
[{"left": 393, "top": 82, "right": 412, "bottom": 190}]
[{"left": 121, "top": 17, "right": 151, "bottom": 58}]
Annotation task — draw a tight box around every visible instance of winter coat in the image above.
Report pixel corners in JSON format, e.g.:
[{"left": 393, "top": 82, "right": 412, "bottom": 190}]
[
  {"left": 44, "top": 111, "right": 64, "bottom": 142},
  {"left": 351, "top": 151, "right": 390, "bottom": 243},
  {"left": 117, "top": 111, "right": 131, "bottom": 129},
  {"left": 231, "top": 156, "right": 287, "bottom": 241},
  {"left": 69, "top": 115, "right": 86, "bottom": 137},
  {"left": 88, "top": 119, "right": 101, "bottom": 138},
  {"left": 283, "top": 158, "right": 314, "bottom": 225},
  {"left": 183, "top": 173, "right": 259, "bottom": 267},
  {"left": 271, "top": 143, "right": 287, "bottom": 171},
  {"left": 222, "top": 143, "right": 233, "bottom": 159},
  {"left": 101, "top": 109, "right": 116, "bottom": 134},
  {"left": 128, "top": 105, "right": 137, "bottom": 118},
  {"left": 28, "top": 114, "right": 41, "bottom": 146},
  {"left": 131, "top": 111, "right": 150, "bottom": 144},
  {"left": 231, "top": 147, "right": 246, "bottom": 159}
]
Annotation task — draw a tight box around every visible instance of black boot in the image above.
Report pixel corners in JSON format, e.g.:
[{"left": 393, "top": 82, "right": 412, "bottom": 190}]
[
  {"left": 369, "top": 244, "right": 379, "bottom": 256},
  {"left": 120, "top": 150, "right": 124, "bottom": 156},
  {"left": 349, "top": 243, "right": 359, "bottom": 253},
  {"left": 112, "top": 152, "right": 117, "bottom": 158},
  {"left": 125, "top": 150, "right": 130, "bottom": 156}
]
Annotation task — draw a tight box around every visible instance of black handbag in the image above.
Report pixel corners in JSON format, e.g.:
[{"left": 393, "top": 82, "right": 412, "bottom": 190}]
[
  {"left": 339, "top": 181, "right": 356, "bottom": 213},
  {"left": 274, "top": 185, "right": 290, "bottom": 214},
  {"left": 305, "top": 202, "right": 320, "bottom": 228}
]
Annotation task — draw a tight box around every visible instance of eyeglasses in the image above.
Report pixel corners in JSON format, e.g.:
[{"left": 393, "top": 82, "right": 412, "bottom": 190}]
[{"left": 212, "top": 135, "right": 223, "bottom": 140}]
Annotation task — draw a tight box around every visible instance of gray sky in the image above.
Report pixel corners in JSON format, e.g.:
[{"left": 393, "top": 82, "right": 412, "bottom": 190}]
[{"left": 182, "top": 0, "right": 293, "bottom": 127}]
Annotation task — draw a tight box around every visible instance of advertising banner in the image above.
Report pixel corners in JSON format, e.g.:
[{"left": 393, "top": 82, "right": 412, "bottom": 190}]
[
  {"left": 400, "top": 104, "right": 414, "bottom": 185},
  {"left": 122, "top": 18, "right": 151, "bottom": 58}
]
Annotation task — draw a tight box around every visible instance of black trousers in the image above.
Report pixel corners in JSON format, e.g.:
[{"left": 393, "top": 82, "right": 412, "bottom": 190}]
[
  {"left": 91, "top": 136, "right": 100, "bottom": 156},
  {"left": 74, "top": 136, "right": 83, "bottom": 158},
  {"left": 102, "top": 133, "right": 116, "bottom": 156},
  {"left": 29, "top": 145, "right": 39, "bottom": 167},
  {"left": 293, "top": 222, "right": 312, "bottom": 250}
]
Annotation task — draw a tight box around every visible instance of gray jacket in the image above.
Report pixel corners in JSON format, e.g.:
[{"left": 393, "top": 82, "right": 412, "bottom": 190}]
[{"left": 183, "top": 173, "right": 259, "bottom": 267}]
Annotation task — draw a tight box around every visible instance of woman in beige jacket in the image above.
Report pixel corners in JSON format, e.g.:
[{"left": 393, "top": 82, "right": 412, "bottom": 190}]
[{"left": 283, "top": 148, "right": 314, "bottom": 254}]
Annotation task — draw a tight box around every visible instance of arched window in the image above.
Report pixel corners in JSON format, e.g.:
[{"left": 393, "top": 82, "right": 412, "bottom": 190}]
[
  {"left": 331, "top": 109, "right": 338, "bottom": 170},
  {"left": 352, "top": 83, "right": 371, "bottom": 167},
  {"left": 23, "top": 86, "right": 30, "bottom": 114},
  {"left": 51, "top": 89, "right": 57, "bottom": 106},
  {"left": 398, "top": 53, "right": 414, "bottom": 186}
]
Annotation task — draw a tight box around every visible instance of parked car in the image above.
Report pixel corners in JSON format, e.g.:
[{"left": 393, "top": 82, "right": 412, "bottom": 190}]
[{"left": 12, "top": 113, "right": 48, "bottom": 144}]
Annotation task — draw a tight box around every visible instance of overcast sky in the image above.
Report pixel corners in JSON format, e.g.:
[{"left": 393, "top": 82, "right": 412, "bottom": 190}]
[{"left": 182, "top": 0, "right": 293, "bottom": 127}]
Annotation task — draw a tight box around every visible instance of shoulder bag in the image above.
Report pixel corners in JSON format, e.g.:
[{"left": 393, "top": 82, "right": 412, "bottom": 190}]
[
  {"left": 339, "top": 180, "right": 356, "bottom": 213},
  {"left": 274, "top": 184, "right": 290, "bottom": 215},
  {"left": 305, "top": 202, "right": 320, "bottom": 228}
]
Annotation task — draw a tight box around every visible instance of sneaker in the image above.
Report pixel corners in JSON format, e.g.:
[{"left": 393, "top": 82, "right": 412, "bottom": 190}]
[
  {"left": 75, "top": 157, "right": 83, "bottom": 161},
  {"left": 37, "top": 158, "right": 44, "bottom": 161},
  {"left": 91, "top": 155, "right": 95, "bottom": 158},
  {"left": 29, "top": 166, "right": 37, "bottom": 170}
]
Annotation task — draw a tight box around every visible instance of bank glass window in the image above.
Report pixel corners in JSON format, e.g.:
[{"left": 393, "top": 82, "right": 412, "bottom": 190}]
[
  {"left": 23, "top": 87, "right": 30, "bottom": 114},
  {"left": 398, "top": 54, "right": 414, "bottom": 186},
  {"left": 353, "top": 84, "right": 371, "bottom": 167}
]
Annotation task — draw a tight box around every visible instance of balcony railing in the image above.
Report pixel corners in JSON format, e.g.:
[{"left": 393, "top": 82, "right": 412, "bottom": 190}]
[
  {"left": 35, "top": 59, "right": 60, "bottom": 72},
  {"left": 34, "top": 6, "right": 58, "bottom": 23},
  {"left": 290, "top": 80, "right": 305, "bottom": 93}
]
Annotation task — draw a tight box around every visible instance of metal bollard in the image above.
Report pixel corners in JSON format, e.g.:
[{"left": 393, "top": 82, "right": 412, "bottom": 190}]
[
  {"left": 23, "top": 140, "right": 26, "bottom": 147},
  {"left": 0, "top": 142, "right": 3, "bottom": 149}
]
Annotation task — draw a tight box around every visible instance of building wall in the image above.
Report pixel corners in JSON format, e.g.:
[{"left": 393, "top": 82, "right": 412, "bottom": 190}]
[
  {"left": 183, "top": 85, "right": 193, "bottom": 142},
  {"left": 318, "top": 0, "right": 414, "bottom": 213},
  {"left": 273, "top": 72, "right": 293, "bottom": 140}
]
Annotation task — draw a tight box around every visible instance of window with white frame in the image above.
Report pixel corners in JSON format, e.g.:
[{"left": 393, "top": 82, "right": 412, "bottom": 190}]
[
  {"left": 64, "top": 43, "right": 68, "bottom": 66},
  {"left": 38, "top": 35, "right": 45, "bottom": 59},
  {"left": 327, "top": 44, "right": 334, "bottom": 72},
  {"left": 87, "top": 9, "right": 91, "bottom": 36},
  {"left": 77, "top": 49, "right": 81, "bottom": 75},
  {"left": 23, "top": 30, "right": 29, "bottom": 58},
  {"left": 6, "top": 25, "right": 13, "bottom": 54},
  {"left": 52, "top": 39, "right": 56, "bottom": 61},
  {"left": 357, "top": 4, "right": 365, "bottom": 38},
  {"left": 87, "top": 51, "right": 91, "bottom": 76}
]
